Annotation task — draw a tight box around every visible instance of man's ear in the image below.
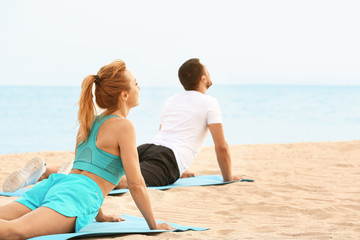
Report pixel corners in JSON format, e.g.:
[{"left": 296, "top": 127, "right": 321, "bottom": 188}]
[{"left": 201, "top": 75, "right": 207, "bottom": 83}]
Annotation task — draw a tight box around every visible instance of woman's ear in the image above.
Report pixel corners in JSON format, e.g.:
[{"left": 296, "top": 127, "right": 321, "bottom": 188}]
[{"left": 119, "top": 91, "right": 128, "bottom": 101}]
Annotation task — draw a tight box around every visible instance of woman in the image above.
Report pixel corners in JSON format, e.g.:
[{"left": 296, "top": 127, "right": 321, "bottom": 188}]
[{"left": 0, "top": 60, "right": 173, "bottom": 239}]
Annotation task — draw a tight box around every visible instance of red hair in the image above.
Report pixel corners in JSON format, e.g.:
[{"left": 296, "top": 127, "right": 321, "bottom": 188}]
[{"left": 77, "top": 60, "right": 130, "bottom": 143}]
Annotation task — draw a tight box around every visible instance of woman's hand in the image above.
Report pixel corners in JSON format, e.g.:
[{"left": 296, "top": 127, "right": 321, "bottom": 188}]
[
  {"left": 155, "top": 223, "right": 175, "bottom": 230},
  {"left": 117, "top": 120, "right": 176, "bottom": 231}
]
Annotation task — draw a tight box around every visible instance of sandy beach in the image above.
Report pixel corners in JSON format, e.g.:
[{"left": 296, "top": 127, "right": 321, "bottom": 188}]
[{"left": 0, "top": 140, "right": 359, "bottom": 239}]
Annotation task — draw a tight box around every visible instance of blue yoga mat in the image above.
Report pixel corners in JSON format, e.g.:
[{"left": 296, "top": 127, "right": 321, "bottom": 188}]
[
  {"left": 0, "top": 175, "right": 254, "bottom": 197},
  {"left": 110, "top": 175, "right": 254, "bottom": 195},
  {"left": 0, "top": 187, "right": 29, "bottom": 197},
  {"left": 28, "top": 214, "right": 208, "bottom": 240}
]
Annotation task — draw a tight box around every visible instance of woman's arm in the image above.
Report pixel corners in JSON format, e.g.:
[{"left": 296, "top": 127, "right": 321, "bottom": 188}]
[{"left": 117, "top": 119, "right": 173, "bottom": 230}]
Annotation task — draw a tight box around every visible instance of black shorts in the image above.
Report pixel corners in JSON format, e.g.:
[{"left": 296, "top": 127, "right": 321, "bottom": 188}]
[{"left": 137, "top": 144, "right": 180, "bottom": 187}]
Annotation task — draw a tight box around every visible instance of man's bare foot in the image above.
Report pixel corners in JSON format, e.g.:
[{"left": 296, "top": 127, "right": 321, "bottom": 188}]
[
  {"left": 223, "top": 175, "right": 243, "bottom": 182},
  {"left": 180, "top": 170, "right": 195, "bottom": 178},
  {"left": 232, "top": 175, "right": 243, "bottom": 181}
]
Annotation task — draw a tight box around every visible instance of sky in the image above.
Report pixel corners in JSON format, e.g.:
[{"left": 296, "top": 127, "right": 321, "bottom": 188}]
[{"left": 0, "top": 0, "right": 359, "bottom": 87}]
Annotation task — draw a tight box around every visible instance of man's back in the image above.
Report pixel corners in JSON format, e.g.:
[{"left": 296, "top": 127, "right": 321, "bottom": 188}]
[{"left": 151, "top": 90, "right": 222, "bottom": 174}]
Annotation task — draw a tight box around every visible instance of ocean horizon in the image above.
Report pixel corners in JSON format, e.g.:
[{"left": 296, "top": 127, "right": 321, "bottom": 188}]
[{"left": 0, "top": 84, "right": 359, "bottom": 154}]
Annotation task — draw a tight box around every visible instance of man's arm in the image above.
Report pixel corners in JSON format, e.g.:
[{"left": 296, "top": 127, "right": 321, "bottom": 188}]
[{"left": 208, "top": 123, "right": 241, "bottom": 182}]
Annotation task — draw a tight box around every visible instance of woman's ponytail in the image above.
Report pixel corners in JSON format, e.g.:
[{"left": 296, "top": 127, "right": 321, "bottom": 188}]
[
  {"left": 76, "top": 59, "right": 129, "bottom": 144},
  {"left": 77, "top": 75, "right": 97, "bottom": 143}
]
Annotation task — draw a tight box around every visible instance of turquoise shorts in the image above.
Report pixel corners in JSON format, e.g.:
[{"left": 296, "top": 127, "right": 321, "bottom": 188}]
[{"left": 15, "top": 173, "right": 104, "bottom": 232}]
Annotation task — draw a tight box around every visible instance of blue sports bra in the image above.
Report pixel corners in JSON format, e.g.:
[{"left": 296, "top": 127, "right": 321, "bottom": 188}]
[{"left": 72, "top": 115, "right": 125, "bottom": 185}]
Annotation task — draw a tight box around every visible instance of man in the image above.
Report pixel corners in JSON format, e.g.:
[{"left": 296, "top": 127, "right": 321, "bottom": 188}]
[
  {"left": 2, "top": 58, "right": 241, "bottom": 192},
  {"left": 118, "top": 58, "right": 241, "bottom": 188}
]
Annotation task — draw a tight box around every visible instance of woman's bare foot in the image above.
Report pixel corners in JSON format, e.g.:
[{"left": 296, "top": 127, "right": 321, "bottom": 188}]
[
  {"left": 180, "top": 170, "right": 195, "bottom": 178},
  {"left": 2, "top": 157, "right": 46, "bottom": 192}
]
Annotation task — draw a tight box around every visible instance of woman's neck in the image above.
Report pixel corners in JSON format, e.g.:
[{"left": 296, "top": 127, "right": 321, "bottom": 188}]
[{"left": 104, "top": 109, "right": 128, "bottom": 119}]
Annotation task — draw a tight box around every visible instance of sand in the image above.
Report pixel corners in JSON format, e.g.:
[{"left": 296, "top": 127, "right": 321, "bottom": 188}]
[{"left": 0, "top": 140, "right": 359, "bottom": 239}]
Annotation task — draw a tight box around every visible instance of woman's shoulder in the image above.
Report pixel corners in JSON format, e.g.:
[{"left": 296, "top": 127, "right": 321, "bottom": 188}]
[{"left": 104, "top": 117, "right": 135, "bottom": 133}]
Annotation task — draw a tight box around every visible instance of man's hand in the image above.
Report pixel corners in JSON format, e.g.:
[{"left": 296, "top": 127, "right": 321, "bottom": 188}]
[{"left": 96, "top": 213, "right": 125, "bottom": 222}]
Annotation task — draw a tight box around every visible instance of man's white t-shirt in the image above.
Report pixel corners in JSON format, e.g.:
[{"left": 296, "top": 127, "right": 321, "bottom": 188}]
[{"left": 151, "top": 90, "right": 223, "bottom": 174}]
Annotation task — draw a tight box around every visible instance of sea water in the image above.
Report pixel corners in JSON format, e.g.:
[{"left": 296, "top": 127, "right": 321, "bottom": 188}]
[{"left": 0, "top": 85, "right": 359, "bottom": 154}]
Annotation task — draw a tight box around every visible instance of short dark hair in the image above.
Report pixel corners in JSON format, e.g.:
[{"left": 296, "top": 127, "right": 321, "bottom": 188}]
[{"left": 178, "top": 58, "right": 205, "bottom": 90}]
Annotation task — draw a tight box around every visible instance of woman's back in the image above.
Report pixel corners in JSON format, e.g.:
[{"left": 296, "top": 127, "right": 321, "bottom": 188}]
[{"left": 72, "top": 115, "right": 125, "bottom": 193}]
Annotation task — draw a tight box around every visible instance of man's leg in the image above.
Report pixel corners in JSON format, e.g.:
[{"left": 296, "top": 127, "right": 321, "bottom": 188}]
[
  {"left": 115, "top": 161, "right": 174, "bottom": 189},
  {"left": 140, "top": 160, "right": 175, "bottom": 186},
  {"left": 116, "top": 144, "right": 180, "bottom": 189}
]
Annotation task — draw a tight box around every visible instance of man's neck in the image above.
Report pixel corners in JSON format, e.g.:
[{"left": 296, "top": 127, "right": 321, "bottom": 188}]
[{"left": 194, "top": 86, "right": 207, "bottom": 94}]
